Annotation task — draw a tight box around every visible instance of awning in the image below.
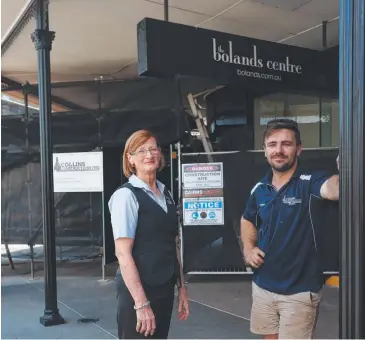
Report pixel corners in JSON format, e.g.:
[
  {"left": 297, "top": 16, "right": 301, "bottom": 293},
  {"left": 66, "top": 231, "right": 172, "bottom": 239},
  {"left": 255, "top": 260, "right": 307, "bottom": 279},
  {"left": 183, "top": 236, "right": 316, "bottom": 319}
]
[{"left": 2, "top": 0, "right": 339, "bottom": 85}]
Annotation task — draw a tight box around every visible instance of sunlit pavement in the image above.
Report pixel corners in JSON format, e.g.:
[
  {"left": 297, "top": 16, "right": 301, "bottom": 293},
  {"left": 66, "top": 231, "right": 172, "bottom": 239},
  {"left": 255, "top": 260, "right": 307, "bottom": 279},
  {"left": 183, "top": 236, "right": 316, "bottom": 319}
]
[{"left": 1, "top": 261, "right": 338, "bottom": 339}]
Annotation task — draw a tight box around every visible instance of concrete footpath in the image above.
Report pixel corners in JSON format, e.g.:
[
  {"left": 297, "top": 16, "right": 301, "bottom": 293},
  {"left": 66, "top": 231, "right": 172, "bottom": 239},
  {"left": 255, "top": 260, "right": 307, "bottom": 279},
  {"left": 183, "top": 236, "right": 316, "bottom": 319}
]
[{"left": 1, "top": 261, "right": 339, "bottom": 339}]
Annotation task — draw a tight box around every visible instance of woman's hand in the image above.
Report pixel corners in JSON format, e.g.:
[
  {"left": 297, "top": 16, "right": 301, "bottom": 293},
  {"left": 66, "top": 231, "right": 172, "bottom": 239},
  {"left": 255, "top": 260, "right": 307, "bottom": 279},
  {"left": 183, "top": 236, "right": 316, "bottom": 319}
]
[
  {"left": 178, "top": 287, "right": 189, "bottom": 321},
  {"left": 136, "top": 305, "right": 156, "bottom": 337}
]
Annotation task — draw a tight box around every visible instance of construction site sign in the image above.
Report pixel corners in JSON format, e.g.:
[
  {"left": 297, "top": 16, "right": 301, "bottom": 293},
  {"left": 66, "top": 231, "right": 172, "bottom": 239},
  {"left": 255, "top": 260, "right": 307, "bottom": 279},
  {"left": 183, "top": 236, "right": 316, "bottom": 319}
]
[
  {"left": 182, "top": 163, "right": 223, "bottom": 189},
  {"left": 182, "top": 162, "right": 224, "bottom": 225}
]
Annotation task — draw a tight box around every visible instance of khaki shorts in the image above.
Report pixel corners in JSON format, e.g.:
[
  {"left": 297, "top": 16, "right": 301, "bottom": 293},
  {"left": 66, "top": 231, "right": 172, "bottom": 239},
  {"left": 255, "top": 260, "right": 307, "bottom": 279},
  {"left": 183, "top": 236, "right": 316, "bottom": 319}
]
[{"left": 251, "top": 282, "right": 322, "bottom": 339}]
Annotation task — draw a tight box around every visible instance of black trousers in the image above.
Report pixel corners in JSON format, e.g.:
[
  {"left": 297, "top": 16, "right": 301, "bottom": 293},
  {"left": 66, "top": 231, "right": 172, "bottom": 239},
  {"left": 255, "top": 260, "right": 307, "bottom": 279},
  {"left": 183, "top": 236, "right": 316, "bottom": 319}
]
[{"left": 116, "top": 274, "right": 175, "bottom": 339}]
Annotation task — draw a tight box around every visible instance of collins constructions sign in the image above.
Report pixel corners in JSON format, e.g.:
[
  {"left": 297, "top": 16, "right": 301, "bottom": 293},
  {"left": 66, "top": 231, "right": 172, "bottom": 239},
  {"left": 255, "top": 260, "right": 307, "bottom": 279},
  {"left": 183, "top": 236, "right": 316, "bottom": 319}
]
[
  {"left": 53, "top": 152, "right": 103, "bottom": 193},
  {"left": 137, "top": 18, "right": 333, "bottom": 94}
]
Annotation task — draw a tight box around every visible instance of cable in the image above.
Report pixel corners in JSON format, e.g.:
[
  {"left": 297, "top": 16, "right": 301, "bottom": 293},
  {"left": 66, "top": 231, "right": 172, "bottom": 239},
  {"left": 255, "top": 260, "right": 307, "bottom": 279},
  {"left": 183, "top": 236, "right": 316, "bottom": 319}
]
[
  {"left": 195, "top": 0, "right": 246, "bottom": 28},
  {"left": 277, "top": 16, "right": 339, "bottom": 43}
]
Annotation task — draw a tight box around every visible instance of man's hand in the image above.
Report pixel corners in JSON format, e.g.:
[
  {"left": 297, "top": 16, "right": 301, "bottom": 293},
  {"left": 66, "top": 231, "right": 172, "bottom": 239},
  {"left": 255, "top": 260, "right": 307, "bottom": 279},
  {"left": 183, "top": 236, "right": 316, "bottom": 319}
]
[
  {"left": 244, "top": 247, "right": 265, "bottom": 268},
  {"left": 136, "top": 305, "right": 156, "bottom": 337},
  {"left": 177, "top": 287, "right": 189, "bottom": 321}
]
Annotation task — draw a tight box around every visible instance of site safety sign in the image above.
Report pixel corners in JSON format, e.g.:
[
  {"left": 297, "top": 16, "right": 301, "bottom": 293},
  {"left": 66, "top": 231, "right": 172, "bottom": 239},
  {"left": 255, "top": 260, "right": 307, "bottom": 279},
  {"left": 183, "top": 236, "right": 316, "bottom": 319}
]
[
  {"left": 182, "top": 163, "right": 223, "bottom": 189},
  {"left": 183, "top": 197, "right": 224, "bottom": 225},
  {"left": 182, "top": 162, "right": 224, "bottom": 226}
]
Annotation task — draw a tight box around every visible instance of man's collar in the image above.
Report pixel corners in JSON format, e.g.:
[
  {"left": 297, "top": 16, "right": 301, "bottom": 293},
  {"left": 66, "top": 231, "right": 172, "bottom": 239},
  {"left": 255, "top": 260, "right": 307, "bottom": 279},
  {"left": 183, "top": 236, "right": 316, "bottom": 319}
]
[
  {"left": 129, "top": 174, "right": 165, "bottom": 193},
  {"left": 261, "top": 169, "right": 273, "bottom": 184},
  {"left": 261, "top": 164, "right": 301, "bottom": 184}
]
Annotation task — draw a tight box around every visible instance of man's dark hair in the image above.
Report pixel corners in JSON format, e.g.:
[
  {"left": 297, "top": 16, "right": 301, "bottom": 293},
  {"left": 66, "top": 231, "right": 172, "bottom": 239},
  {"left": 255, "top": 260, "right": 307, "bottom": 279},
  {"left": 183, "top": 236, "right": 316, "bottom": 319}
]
[{"left": 263, "top": 118, "right": 302, "bottom": 146}]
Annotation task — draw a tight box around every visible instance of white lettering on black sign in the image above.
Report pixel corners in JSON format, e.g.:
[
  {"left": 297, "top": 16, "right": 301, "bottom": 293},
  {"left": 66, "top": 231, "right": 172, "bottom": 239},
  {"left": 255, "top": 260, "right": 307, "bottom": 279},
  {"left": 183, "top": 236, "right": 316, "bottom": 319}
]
[{"left": 212, "top": 39, "right": 303, "bottom": 75}]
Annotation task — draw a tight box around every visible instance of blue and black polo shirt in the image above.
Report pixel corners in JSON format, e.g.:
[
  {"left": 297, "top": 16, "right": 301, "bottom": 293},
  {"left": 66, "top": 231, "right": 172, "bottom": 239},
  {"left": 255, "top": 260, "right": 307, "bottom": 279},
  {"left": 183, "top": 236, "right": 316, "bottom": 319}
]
[{"left": 243, "top": 167, "right": 331, "bottom": 295}]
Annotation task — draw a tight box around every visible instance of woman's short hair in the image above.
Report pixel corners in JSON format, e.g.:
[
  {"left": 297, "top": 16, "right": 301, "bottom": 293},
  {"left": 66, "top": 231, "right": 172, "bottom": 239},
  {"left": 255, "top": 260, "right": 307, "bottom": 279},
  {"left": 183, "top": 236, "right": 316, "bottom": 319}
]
[{"left": 123, "top": 129, "right": 165, "bottom": 177}]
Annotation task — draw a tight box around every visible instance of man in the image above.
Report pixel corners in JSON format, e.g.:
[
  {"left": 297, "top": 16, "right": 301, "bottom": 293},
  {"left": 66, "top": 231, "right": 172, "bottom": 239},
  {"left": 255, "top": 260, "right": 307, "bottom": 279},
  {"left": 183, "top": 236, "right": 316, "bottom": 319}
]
[{"left": 241, "top": 118, "right": 339, "bottom": 339}]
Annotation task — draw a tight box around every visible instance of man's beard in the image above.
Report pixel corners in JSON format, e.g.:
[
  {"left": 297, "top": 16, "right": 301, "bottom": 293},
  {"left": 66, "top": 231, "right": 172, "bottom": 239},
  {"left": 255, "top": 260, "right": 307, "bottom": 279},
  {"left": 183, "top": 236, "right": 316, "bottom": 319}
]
[{"left": 270, "top": 155, "right": 297, "bottom": 173}]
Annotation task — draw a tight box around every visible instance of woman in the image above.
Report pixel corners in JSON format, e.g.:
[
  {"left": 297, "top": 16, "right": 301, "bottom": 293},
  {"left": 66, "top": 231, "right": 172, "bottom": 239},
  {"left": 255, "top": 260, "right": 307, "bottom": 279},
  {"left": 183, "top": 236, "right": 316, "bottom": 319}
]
[{"left": 108, "top": 129, "right": 189, "bottom": 339}]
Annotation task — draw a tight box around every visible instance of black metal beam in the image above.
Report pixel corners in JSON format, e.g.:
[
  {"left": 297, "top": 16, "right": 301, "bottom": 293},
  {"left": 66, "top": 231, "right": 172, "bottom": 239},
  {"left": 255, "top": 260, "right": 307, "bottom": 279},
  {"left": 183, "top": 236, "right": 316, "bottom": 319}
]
[
  {"left": 2, "top": 76, "right": 86, "bottom": 111},
  {"left": 31, "top": 0, "right": 65, "bottom": 327},
  {"left": 2, "top": 76, "right": 25, "bottom": 89},
  {"left": 2, "top": 76, "right": 145, "bottom": 91},
  {"left": 339, "top": 0, "right": 365, "bottom": 338}
]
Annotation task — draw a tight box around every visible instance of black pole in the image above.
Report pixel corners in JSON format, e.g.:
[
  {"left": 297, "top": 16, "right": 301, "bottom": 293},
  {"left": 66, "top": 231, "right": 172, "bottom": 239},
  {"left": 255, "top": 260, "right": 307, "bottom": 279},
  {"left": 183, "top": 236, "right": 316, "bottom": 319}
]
[
  {"left": 164, "top": 0, "right": 168, "bottom": 21},
  {"left": 30, "top": 0, "right": 65, "bottom": 326},
  {"left": 322, "top": 21, "right": 327, "bottom": 49},
  {"left": 318, "top": 21, "right": 327, "bottom": 146},
  {"left": 339, "top": 0, "right": 365, "bottom": 338}
]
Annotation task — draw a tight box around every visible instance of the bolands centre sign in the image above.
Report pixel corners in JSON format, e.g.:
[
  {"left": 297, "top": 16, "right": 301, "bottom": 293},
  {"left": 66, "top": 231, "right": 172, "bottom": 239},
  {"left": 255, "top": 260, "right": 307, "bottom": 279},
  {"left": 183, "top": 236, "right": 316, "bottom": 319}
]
[
  {"left": 137, "top": 18, "right": 330, "bottom": 92},
  {"left": 213, "top": 39, "right": 302, "bottom": 74}
]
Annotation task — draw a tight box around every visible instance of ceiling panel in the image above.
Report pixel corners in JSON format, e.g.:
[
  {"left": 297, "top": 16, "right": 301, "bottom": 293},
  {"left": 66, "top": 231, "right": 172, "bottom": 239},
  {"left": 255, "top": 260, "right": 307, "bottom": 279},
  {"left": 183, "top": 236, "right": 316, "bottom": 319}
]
[
  {"left": 283, "top": 18, "right": 338, "bottom": 49},
  {"left": 1, "top": 19, "right": 37, "bottom": 73},
  {"left": 152, "top": 0, "right": 240, "bottom": 17},
  {"left": 166, "top": 7, "right": 211, "bottom": 26},
  {"left": 51, "top": 0, "right": 210, "bottom": 61},
  {"left": 2, "top": 0, "right": 211, "bottom": 83},
  {"left": 295, "top": 0, "right": 339, "bottom": 18},
  {"left": 201, "top": 17, "right": 286, "bottom": 41},
  {"left": 219, "top": 1, "right": 322, "bottom": 39},
  {"left": 1, "top": 0, "right": 29, "bottom": 40},
  {"left": 250, "top": 0, "right": 311, "bottom": 11},
  {"left": 1, "top": 0, "right": 339, "bottom": 85}
]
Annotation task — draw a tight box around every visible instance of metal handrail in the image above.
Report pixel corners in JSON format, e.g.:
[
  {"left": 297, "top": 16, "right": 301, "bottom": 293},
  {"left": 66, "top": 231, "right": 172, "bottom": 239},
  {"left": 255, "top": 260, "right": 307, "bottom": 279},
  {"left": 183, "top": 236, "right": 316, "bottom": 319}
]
[{"left": 246, "top": 147, "right": 339, "bottom": 152}]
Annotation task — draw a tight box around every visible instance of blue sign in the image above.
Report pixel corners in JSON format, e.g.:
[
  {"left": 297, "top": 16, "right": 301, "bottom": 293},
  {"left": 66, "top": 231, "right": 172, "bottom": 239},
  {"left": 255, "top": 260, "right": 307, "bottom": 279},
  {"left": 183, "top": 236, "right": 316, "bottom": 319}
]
[
  {"left": 184, "top": 201, "right": 223, "bottom": 209},
  {"left": 183, "top": 197, "right": 224, "bottom": 225}
]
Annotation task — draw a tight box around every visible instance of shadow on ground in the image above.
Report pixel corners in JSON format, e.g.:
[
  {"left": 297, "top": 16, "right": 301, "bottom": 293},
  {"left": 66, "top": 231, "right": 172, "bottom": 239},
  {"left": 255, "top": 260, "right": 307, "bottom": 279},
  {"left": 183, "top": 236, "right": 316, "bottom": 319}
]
[{"left": 1, "top": 261, "right": 338, "bottom": 339}]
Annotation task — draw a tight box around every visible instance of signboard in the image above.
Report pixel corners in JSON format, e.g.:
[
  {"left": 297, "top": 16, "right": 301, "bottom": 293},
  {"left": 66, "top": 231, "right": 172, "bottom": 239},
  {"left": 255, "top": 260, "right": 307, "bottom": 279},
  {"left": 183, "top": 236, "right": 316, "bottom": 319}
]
[
  {"left": 183, "top": 188, "right": 223, "bottom": 198},
  {"left": 53, "top": 152, "right": 103, "bottom": 192},
  {"left": 182, "top": 163, "right": 223, "bottom": 189},
  {"left": 183, "top": 197, "right": 224, "bottom": 225},
  {"left": 137, "top": 18, "right": 334, "bottom": 94},
  {"left": 182, "top": 163, "right": 224, "bottom": 225}
]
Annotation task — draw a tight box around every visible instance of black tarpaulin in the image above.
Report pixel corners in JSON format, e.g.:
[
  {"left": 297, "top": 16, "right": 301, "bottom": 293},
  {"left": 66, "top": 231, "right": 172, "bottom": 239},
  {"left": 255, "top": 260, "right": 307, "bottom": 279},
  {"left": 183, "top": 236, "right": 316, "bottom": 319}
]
[
  {"left": 1, "top": 77, "right": 198, "bottom": 245},
  {"left": 181, "top": 150, "right": 339, "bottom": 273}
]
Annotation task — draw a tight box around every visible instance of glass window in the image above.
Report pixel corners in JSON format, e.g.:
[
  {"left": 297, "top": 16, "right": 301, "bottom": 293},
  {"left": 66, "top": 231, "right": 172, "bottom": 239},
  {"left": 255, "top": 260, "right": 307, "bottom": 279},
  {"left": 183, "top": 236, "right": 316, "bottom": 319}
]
[
  {"left": 254, "top": 93, "right": 339, "bottom": 149},
  {"left": 321, "top": 98, "right": 339, "bottom": 147}
]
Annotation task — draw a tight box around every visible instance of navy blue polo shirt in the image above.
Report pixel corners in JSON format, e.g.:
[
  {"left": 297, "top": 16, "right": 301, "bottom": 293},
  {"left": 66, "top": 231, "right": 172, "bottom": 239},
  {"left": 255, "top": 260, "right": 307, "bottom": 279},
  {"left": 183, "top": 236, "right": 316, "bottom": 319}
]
[{"left": 243, "top": 168, "right": 331, "bottom": 295}]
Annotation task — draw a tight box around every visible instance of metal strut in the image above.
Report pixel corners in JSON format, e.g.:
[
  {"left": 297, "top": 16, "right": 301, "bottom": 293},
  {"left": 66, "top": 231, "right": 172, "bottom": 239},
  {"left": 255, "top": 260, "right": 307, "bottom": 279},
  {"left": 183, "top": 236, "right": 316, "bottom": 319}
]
[{"left": 186, "top": 88, "right": 224, "bottom": 162}]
